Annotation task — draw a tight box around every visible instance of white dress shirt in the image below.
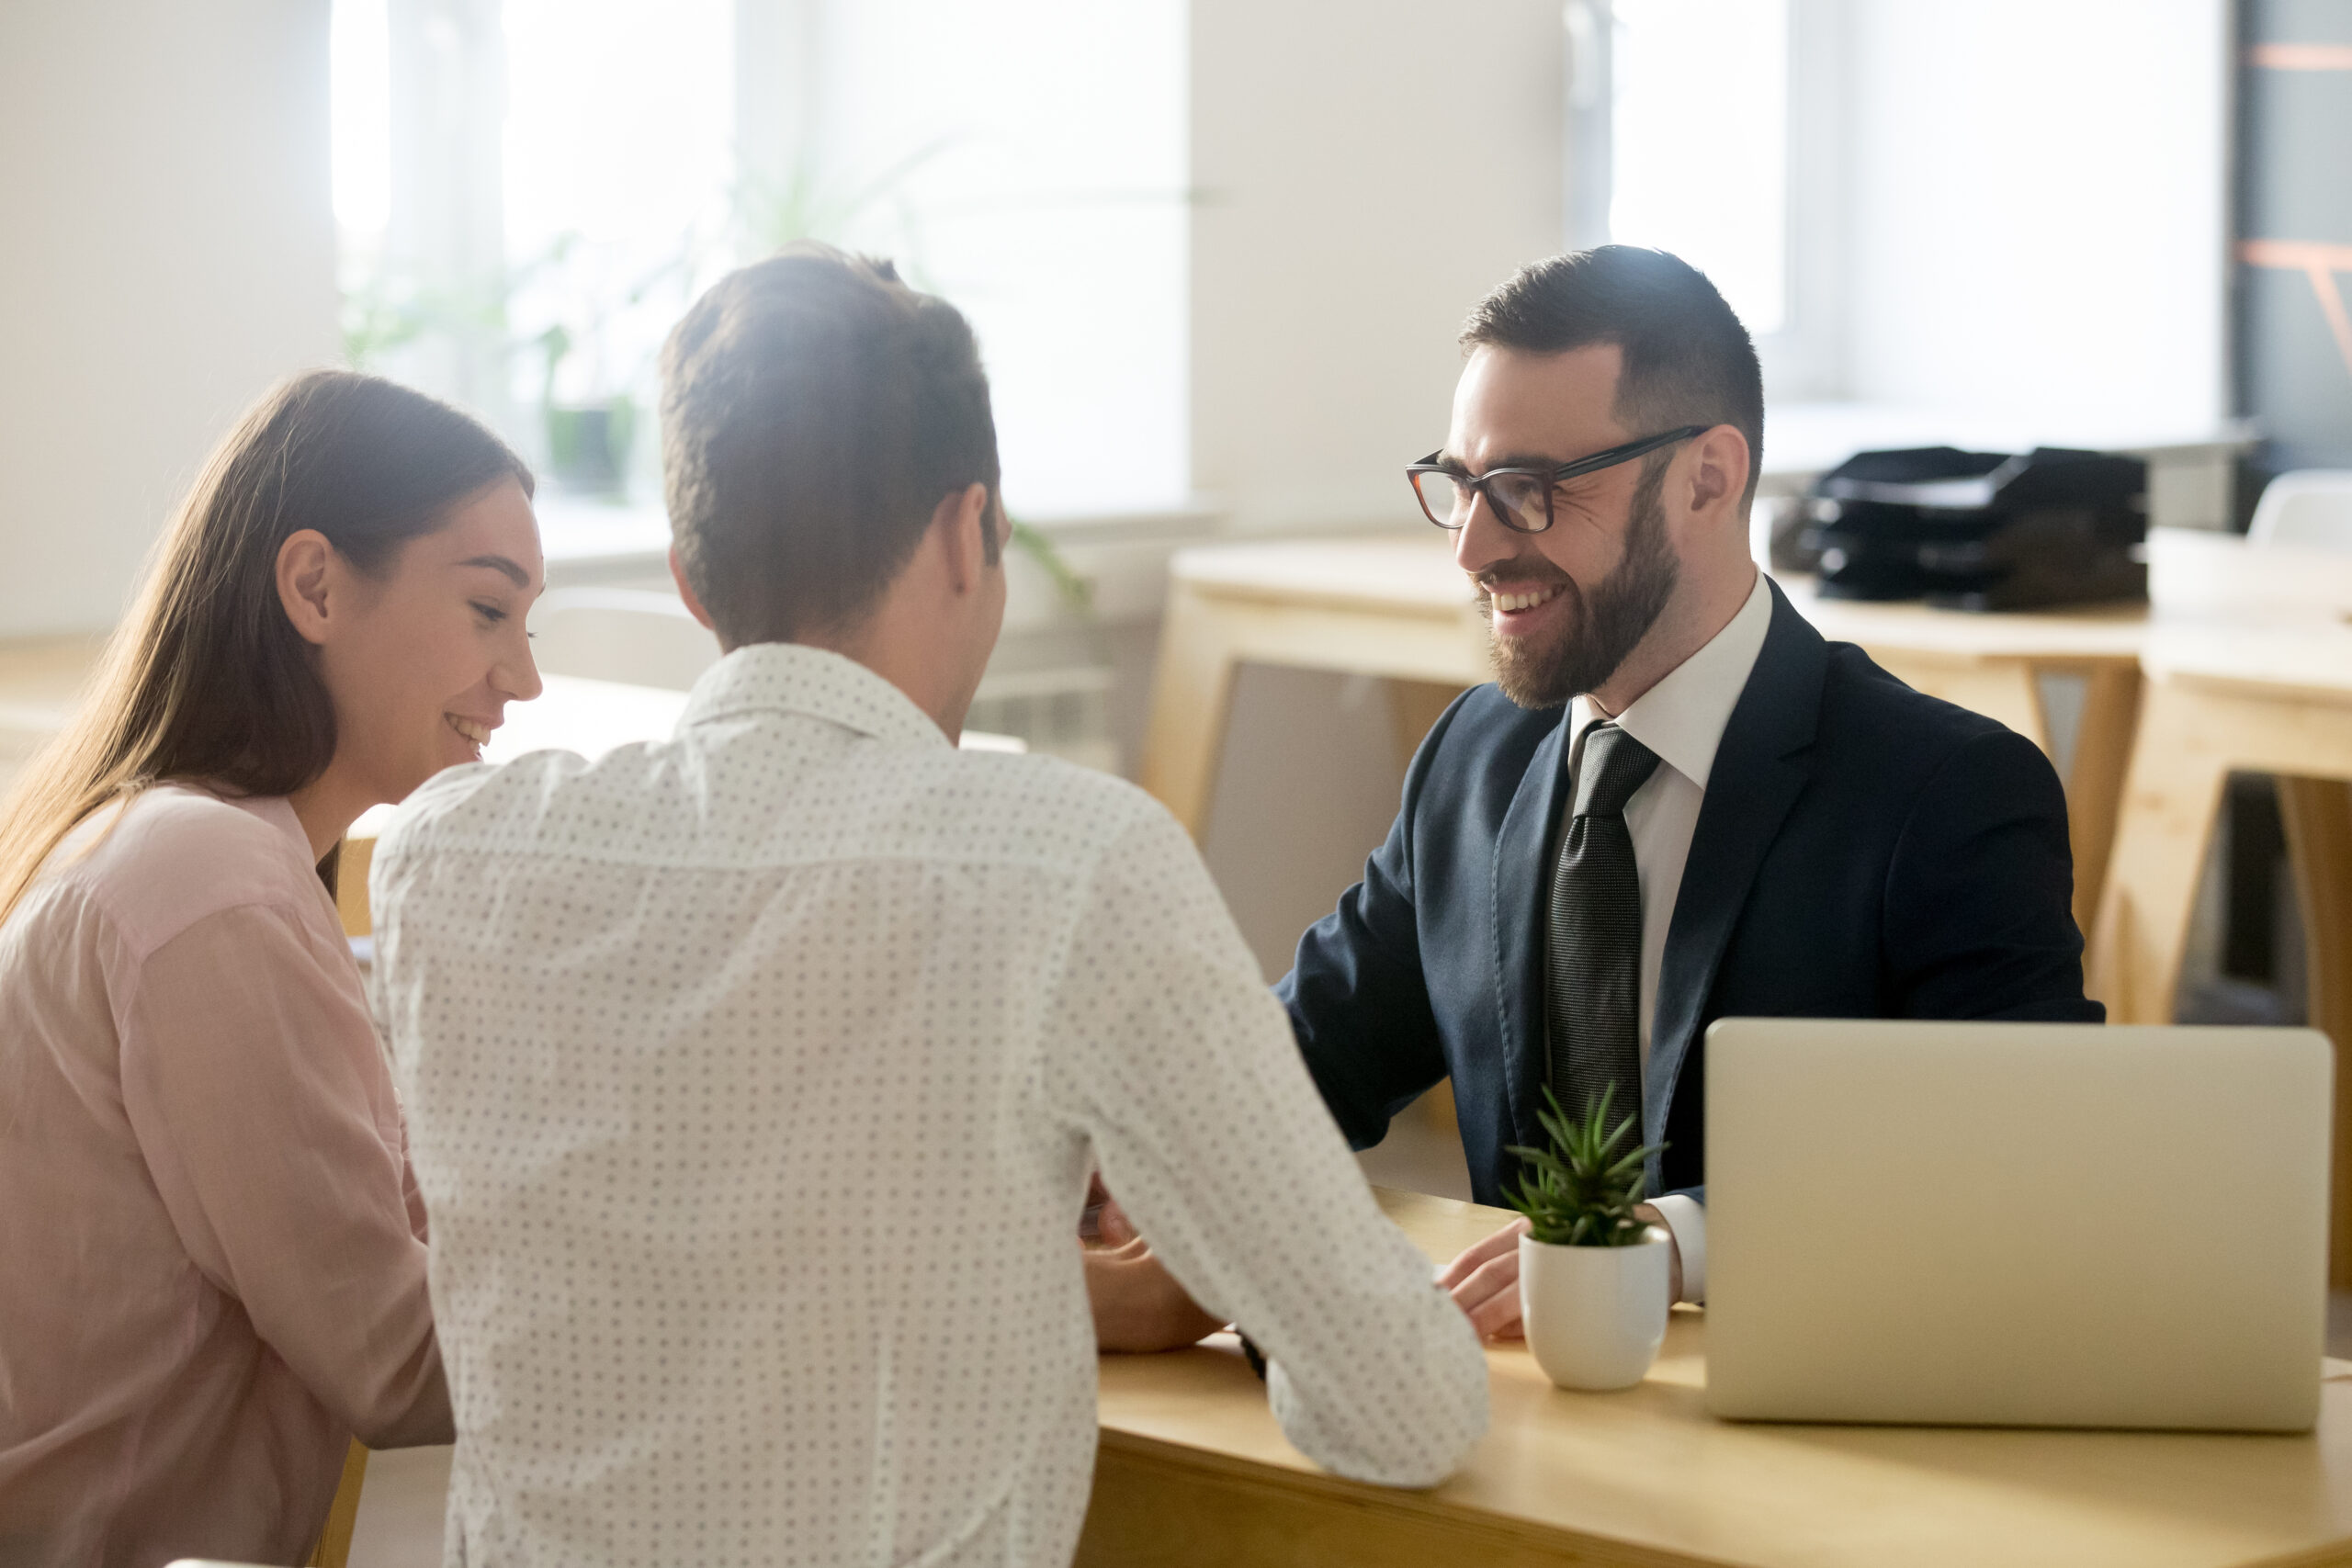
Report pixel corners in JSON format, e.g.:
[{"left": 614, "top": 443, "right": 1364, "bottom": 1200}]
[
  {"left": 371, "top": 643, "right": 1487, "bottom": 1568},
  {"left": 1563, "top": 570, "right": 1773, "bottom": 1301}
]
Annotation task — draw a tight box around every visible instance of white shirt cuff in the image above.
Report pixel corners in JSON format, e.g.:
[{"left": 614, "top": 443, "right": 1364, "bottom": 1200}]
[{"left": 1649, "top": 1193, "right": 1706, "bottom": 1304}]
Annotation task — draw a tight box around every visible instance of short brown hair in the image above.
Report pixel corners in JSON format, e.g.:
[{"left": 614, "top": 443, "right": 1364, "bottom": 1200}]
[
  {"left": 661, "top": 243, "right": 1001, "bottom": 647},
  {"left": 1463, "top": 246, "right": 1764, "bottom": 508}
]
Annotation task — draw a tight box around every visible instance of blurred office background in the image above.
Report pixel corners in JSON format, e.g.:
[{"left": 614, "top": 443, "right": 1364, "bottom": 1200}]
[
  {"left": 6, "top": 6, "right": 2352, "bottom": 1547},
  {"left": 2, "top": 0, "right": 2345, "bottom": 1040}
]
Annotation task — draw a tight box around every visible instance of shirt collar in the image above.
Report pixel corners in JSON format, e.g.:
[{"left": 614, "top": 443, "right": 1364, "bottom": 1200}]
[
  {"left": 1569, "top": 570, "right": 1773, "bottom": 791},
  {"left": 679, "top": 642, "right": 953, "bottom": 751},
  {"left": 244, "top": 791, "right": 321, "bottom": 862}
]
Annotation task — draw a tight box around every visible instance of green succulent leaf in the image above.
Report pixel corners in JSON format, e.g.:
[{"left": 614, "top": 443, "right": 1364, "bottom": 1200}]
[{"left": 1500, "top": 1083, "right": 1668, "bottom": 1247}]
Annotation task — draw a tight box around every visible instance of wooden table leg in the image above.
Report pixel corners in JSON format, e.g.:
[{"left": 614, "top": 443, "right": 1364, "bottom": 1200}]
[
  {"left": 1140, "top": 582, "right": 1243, "bottom": 840},
  {"left": 2086, "top": 681, "right": 2233, "bottom": 1022},
  {"left": 335, "top": 836, "right": 374, "bottom": 939},
  {"left": 2063, "top": 662, "right": 2143, "bottom": 942},
  {"left": 2278, "top": 776, "right": 2352, "bottom": 1289}
]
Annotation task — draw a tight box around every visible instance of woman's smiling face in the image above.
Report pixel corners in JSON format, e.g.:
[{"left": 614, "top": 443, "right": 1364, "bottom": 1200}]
[{"left": 307, "top": 474, "right": 546, "bottom": 807}]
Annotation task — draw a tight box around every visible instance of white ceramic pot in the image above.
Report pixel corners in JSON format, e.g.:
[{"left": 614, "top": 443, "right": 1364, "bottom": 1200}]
[{"left": 1519, "top": 1225, "right": 1672, "bottom": 1391}]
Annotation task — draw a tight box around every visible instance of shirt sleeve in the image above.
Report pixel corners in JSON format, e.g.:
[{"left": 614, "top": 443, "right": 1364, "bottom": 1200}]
[
  {"left": 1041, "top": 805, "right": 1489, "bottom": 1487},
  {"left": 118, "top": 900, "right": 452, "bottom": 1449},
  {"left": 1647, "top": 1192, "right": 1707, "bottom": 1303}
]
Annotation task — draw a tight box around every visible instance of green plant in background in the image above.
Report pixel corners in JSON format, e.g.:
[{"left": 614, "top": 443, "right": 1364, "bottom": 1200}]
[
  {"left": 1505, "top": 1085, "right": 1666, "bottom": 1247},
  {"left": 1008, "top": 518, "right": 1092, "bottom": 613},
  {"left": 340, "top": 269, "right": 512, "bottom": 374},
  {"left": 734, "top": 139, "right": 955, "bottom": 271}
]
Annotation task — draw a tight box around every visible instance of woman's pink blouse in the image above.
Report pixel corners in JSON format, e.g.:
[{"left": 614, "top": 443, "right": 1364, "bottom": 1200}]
[{"left": 0, "top": 784, "right": 449, "bottom": 1567}]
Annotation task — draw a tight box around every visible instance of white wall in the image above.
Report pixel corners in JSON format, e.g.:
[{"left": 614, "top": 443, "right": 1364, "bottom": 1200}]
[
  {"left": 0, "top": 2, "right": 340, "bottom": 637},
  {"left": 1183, "top": 0, "right": 1566, "bottom": 976},
  {"left": 1191, "top": 0, "right": 1566, "bottom": 535},
  {"left": 787, "top": 0, "right": 1192, "bottom": 518},
  {"left": 1841, "top": 0, "right": 2229, "bottom": 442}
]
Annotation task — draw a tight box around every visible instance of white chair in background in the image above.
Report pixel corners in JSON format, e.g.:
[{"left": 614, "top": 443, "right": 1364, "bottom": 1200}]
[
  {"left": 2247, "top": 470, "right": 2352, "bottom": 553},
  {"left": 526, "top": 587, "right": 721, "bottom": 692}
]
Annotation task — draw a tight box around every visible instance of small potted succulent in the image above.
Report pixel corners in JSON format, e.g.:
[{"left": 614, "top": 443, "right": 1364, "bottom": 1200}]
[{"left": 1506, "top": 1084, "right": 1672, "bottom": 1391}]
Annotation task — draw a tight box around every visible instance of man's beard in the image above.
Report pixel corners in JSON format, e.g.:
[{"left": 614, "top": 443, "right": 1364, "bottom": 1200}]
[{"left": 1483, "top": 460, "right": 1679, "bottom": 709}]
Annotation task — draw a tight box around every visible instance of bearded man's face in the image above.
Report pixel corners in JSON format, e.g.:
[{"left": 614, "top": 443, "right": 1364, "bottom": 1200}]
[
  {"left": 1442, "top": 343, "right": 1683, "bottom": 710},
  {"left": 1479, "top": 457, "right": 1678, "bottom": 707}
]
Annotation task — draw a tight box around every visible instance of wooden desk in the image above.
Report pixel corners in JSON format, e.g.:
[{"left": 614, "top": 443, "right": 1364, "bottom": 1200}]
[
  {"left": 2088, "top": 620, "right": 2352, "bottom": 1285},
  {"left": 0, "top": 633, "right": 107, "bottom": 790},
  {"left": 1085, "top": 1188, "right": 2352, "bottom": 1568},
  {"left": 1138, "top": 537, "right": 2147, "bottom": 931},
  {"left": 1137, "top": 537, "right": 1492, "bottom": 839}
]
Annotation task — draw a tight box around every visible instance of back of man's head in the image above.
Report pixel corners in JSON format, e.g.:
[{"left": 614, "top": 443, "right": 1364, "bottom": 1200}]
[
  {"left": 1463, "top": 245, "right": 1764, "bottom": 508},
  {"left": 662, "top": 243, "right": 1001, "bottom": 649}
]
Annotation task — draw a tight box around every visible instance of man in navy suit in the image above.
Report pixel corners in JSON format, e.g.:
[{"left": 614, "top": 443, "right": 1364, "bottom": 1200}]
[{"left": 1280, "top": 247, "right": 2101, "bottom": 1333}]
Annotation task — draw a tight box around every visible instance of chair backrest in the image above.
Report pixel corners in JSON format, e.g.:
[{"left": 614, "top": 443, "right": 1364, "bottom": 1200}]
[
  {"left": 159, "top": 1438, "right": 371, "bottom": 1568},
  {"left": 304, "top": 1439, "right": 368, "bottom": 1568},
  {"left": 527, "top": 587, "right": 721, "bottom": 691},
  {"left": 2247, "top": 469, "right": 2352, "bottom": 552}
]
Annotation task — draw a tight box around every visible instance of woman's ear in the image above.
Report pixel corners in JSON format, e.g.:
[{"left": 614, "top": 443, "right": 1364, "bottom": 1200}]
[{"left": 276, "top": 530, "right": 338, "bottom": 648}]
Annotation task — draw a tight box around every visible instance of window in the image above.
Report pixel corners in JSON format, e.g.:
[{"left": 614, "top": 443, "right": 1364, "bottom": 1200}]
[
  {"left": 331, "top": 0, "right": 1189, "bottom": 524},
  {"left": 1605, "top": 0, "right": 1790, "bottom": 336},
  {"left": 1566, "top": 0, "right": 1822, "bottom": 391}
]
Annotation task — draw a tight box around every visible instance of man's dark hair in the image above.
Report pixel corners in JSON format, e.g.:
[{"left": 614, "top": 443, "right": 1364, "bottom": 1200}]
[
  {"left": 661, "top": 242, "right": 1001, "bottom": 647},
  {"left": 1461, "top": 245, "right": 1764, "bottom": 508}
]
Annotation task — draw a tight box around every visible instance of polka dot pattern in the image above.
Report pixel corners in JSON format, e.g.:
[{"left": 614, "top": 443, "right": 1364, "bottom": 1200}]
[{"left": 372, "top": 644, "right": 1488, "bottom": 1567}]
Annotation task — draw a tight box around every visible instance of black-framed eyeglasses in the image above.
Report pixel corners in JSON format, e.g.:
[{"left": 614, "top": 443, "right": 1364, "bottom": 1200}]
[{"left": 1406, "top": 425, "right": 1709, "bottom": 534}]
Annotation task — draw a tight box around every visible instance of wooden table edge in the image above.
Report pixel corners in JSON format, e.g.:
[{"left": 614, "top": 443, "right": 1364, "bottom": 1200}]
[
  {"left": 1093, "top": 1424, "right": 1734, "bottom": 1568},
  {"left": 1170, "top": 576, "right": 1483, "bottom": 622},
  {"left": 2147, "top": 664, "right": 2352, "bottom": 708}
]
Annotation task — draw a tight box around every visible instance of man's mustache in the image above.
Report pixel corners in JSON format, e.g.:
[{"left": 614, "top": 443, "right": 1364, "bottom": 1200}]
[{"left": 1474, "top": 560, "right": 1578, "bottom": 602}]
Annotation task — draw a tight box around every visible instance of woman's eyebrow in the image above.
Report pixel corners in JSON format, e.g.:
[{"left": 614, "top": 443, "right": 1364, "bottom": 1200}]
[{"left": 457, "top": 554, "right": 532, "bottom": 589}]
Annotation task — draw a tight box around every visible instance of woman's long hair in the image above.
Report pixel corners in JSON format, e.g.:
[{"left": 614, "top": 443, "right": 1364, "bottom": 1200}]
[{"left": 0, "top": 370, "right": 531, "bottom": 925}]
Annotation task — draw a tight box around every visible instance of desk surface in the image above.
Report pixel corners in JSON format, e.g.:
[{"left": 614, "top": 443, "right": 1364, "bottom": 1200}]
[
  {"left": 1095, "top": 1189, "right": 2352, "bottom": 1568},
  {"left": 1170, "top": 535, "right": 2155, "bottom": 662},
  {"left": 1168, "top": 527, "right": 2352, "bottom": 663}
]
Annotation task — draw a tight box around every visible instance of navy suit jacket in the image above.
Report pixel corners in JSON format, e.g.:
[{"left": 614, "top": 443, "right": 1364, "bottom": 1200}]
[{"left": 1277, "top": 579, "right": 2104, "bottom": 1207}]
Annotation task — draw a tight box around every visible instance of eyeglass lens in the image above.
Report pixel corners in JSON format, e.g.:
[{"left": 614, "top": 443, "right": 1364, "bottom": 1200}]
[
  {"left": 1413, "top": 470, "right": 1470, "bottom": 526},
  {"left": 1414, "top": 469, "right": 1549, "bottom": 532}
]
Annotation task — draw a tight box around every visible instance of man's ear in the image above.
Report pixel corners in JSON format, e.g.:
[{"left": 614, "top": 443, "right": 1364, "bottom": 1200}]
[
  {"left": 669, "top": 544, "right": 718, "bottom": 632},
  {"left": 1686, "top": 424, "right": 1751, "bottom": 524},
  {"left": 934, "top": 482, "right": 992, "bottom": 595},
  {"left": 276, "top": 530, "right": 338, "bottom": 648}
]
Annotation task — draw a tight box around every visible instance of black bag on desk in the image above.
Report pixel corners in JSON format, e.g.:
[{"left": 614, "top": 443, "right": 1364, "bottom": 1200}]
[{"left": 1803, "top": 446, "right": 2148, "bottom": 611}]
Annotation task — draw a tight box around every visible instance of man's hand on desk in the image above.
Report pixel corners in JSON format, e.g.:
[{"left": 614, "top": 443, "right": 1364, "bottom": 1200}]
[
  {"left": 1438, "top": 1207, "right": 1683, "bottom": 1338},
  {"left": 1085, "top": 1238, "right": 1225, "bottom": 1352},
  {"left": 1080, "top": 1177, "right": 1222, "bottom": 1352}
]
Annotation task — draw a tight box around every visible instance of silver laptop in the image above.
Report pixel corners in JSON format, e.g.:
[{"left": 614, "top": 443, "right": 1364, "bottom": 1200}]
[{"left": 1704, "top": 1019, "right": 2331, "bottom": 1431}]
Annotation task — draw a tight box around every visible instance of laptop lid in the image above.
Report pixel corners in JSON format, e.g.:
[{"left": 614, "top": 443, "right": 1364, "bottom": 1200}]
[{"left": 1704, "top": 1019, "right": 2330, "bottom": 1431}]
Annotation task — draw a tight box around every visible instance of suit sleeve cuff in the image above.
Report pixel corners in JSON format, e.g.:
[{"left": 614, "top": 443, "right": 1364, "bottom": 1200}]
[{"left": 1649, "top": 1192, "right": 1706, "bottom": 1304}]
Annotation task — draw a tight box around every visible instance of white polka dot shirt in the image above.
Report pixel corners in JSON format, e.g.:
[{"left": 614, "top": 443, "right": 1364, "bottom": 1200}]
[{"left": 370, "top": 643, "right": 1488, "bottom": 1568}]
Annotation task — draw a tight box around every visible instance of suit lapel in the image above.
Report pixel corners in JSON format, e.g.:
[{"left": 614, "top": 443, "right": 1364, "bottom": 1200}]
[
  {"left": 1644, "top": 581, "right": 1829, "bottom": 1182},
  {"left": 1489, "top": 708, "right": 1574, "bottom": 1156}
]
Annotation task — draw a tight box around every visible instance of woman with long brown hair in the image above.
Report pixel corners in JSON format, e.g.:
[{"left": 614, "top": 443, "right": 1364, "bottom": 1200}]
[{"left": 0, "top": 370, "right": 543, "bottom": 1565}]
